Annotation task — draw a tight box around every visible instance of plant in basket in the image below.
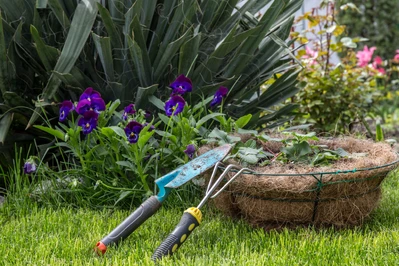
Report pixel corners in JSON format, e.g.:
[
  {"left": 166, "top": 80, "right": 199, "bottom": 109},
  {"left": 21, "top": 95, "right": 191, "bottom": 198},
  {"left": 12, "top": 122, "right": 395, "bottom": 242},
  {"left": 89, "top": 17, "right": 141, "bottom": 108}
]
[{"left": 199, "top": 125, "right": 399, "bottom": 230}]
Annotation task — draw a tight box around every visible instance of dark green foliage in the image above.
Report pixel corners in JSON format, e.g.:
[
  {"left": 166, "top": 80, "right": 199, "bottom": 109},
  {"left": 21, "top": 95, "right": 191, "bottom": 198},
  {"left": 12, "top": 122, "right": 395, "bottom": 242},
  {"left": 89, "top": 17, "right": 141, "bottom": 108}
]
[
  {"left": 338, "top": 0, "right": 399, "bottom": 59},
  {"left": 0, "top": 0, "right": 303, "bottom": 171}
]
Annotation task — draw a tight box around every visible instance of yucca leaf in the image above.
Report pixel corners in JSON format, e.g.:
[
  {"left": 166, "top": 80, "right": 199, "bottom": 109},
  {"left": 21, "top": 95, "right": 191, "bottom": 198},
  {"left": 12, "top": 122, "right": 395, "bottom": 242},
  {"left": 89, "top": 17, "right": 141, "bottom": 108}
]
[
  {"left": 148, "top": 0, "right": 177, "bottom": 62},
  {"left": 97, "top": 2, "right": 124, "bottom": 74},
  {"left": 178, "top": 33, "right": 201, "bottom": 76},
  {"left": 135, "top": 84, "right": 158, "bottom": 110},
  {"left": 0, "top": 0, "right": 34, "bottom": 25},
  {"left": 124, "top": 0, "right": 143, "bottom": 35},
  {"left": 13, "top": 21, "right": 47, "bottom": 77},
  {"left": 51, "top": 71, "right": 84, "bottom": 90},
  {"left": 108, "top": 0, "right": 125, "bottom": 20},
  {"left": 27, "top": 0, "right": 99, "bottom": 128},
  {"left": 127, "top": 36, "right": 150, "bottom": 87},
  {"left": 3, "top": 92, "right": 32, "bottom": 108},
  {"left": 97, "top": 3, "right": 123, "bottom": 50},
  {"left": 47, "top": 0, "right": 71, "bottom": 30},
  {"left": 129, "top": 15, "right": 152, "bottom": 86},
  {"left": 224, "top": 0, "right": 286, "bottom": 80},
  {"left": 148, "top": 95, "right": 165, "bottom": 111},
  {"left": 0, "top": 113, "right": 12, "bottom": 144},
  {"left": 30, "top": 25, "right": 59, "bottom": 72},
  {"left": 141, "top": 0, "right": 157, "bottom": 40},
  {"left": 0, "top": 11, "right": 7, "bottom": 100},
  {"left": 154, "top": 29, "right": 192, "bottom": 80},
  {"left": 92, "top": 33, "right": 115, "bottom": 82},
  {"left": 36, "top": 0, "right": 48, "bottom": 8},
  {"left": 153, "top": 0, "right": 196, "bottom": 69}
]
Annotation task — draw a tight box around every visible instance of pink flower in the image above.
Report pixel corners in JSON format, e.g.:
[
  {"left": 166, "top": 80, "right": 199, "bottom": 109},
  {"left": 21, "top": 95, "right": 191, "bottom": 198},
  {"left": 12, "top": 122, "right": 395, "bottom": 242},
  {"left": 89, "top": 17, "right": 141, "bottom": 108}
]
[
  {"left": 393, "top": 50, "right": 399, "bottom": 61},
  {"left": 302, "top": 46, "right": 318, "bottom": 65},
  {"left": 356, "top": 46, "right": 376, "bottom": 67},
  {"left": 372, "top": 56, "right": 386, "bottom": 74}
]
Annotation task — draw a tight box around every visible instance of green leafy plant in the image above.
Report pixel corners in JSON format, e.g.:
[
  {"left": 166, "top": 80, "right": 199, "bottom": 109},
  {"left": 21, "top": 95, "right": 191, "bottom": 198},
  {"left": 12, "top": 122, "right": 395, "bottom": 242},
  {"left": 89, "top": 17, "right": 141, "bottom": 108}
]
[
  {"left": 291, "top": 1, "right": 387, "bottom": 134},
  {"left": 275, "top": 132, "right": 348, "bottom": 165},
  {"left": 0, "top": 0, "right": 304, "bottom": 173}
]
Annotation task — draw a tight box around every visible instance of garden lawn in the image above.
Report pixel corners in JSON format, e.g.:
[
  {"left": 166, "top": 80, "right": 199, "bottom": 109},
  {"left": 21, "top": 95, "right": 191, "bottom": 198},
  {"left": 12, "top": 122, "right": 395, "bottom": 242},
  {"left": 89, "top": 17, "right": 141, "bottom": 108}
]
[{"left": 1, "top": 174, "right": 399, "bottom": 266}]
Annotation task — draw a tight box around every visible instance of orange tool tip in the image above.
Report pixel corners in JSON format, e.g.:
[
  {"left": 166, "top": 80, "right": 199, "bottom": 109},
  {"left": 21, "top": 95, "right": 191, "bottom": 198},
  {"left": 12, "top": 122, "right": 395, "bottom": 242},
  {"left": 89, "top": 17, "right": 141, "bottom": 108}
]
[{"left": 95, "top": 241, "right": 107, "bottom": 255}]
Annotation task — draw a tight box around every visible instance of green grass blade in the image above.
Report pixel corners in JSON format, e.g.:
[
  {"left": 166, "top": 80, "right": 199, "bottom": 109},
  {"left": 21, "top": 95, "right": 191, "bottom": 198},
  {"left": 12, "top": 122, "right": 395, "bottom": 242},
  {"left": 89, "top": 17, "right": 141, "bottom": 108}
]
[
  {"left": 91, "top": 33, "right": 115, "bottom": 82},
  {"left": 27, "top": 0, "right": 99, "bottom": 128},
  {"left": 0, "top": 113, "right": 12, "bottom": 144},
  {"left": 33, "top": 125, "right": 65, "bottom": 141}
]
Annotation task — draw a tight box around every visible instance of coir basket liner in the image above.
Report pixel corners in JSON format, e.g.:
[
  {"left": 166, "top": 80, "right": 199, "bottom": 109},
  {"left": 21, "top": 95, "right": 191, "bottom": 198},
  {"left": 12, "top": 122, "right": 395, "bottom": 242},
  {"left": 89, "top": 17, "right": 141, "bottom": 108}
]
[{"left": 199, "top": 136, "right": 399, "bottom": 230}]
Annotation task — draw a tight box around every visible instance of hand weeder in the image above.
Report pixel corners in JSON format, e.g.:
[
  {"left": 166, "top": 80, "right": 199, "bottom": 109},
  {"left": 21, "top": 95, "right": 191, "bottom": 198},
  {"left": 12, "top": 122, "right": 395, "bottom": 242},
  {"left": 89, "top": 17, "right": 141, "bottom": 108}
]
[
  {"left": 95, "top": 144, "right": 232, "bottom": 255},
  {"left": 151, "top": 162, "right": 253, "bottom": 261}
]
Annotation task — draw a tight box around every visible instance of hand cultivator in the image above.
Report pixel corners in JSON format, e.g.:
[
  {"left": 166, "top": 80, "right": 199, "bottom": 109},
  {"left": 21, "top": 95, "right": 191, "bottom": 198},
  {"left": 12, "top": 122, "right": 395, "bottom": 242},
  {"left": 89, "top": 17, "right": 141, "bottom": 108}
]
[
  {"left": 151, "top": 162, "right": 252, "bottom": 262},
  {"left": 95, "top": 144, "right": 234, "bottom": 256}
]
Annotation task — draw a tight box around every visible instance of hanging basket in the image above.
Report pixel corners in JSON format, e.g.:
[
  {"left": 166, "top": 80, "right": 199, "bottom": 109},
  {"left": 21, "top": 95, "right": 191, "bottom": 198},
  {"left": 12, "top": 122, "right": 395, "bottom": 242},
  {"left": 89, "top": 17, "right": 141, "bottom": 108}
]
[{"left": 199, "top": 136, "right": 399, "bottom": 230}]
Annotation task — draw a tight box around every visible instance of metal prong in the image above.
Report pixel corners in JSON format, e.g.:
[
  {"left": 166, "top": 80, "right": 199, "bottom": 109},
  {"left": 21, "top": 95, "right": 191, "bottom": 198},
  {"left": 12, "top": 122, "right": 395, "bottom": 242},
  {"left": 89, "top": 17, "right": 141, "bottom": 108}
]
[
  {"left": 198, "top": 164, "right": 251, "bottom": 209},
  {"left": 210, "top": 167, "right": 253, "bottom": 199}
]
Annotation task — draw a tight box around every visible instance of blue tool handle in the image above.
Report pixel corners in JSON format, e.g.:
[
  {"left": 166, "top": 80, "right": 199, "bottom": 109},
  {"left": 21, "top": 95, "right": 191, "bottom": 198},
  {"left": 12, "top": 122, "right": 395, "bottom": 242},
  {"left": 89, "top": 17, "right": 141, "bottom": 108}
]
[
  {"left": 151, "top": 207, "right": 202, "bottom": 261},
  {"left": 96, "top": 196, "right": 162, "bottom": 254}
]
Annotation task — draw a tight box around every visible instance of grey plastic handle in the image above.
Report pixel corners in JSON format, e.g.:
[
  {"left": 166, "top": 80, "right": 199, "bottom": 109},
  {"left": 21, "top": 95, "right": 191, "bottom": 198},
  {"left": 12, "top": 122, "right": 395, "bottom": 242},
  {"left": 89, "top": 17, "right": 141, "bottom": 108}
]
[{"left": 97, "top": 196, "right": 162, "bottom": 251}]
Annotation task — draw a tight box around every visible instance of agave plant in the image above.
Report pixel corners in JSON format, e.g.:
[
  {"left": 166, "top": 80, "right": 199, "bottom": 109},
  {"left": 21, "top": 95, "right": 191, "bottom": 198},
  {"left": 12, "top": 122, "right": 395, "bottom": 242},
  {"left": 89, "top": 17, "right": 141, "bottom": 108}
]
[{"left": 0, "top": 0, "right": 303, "bottom": 167}]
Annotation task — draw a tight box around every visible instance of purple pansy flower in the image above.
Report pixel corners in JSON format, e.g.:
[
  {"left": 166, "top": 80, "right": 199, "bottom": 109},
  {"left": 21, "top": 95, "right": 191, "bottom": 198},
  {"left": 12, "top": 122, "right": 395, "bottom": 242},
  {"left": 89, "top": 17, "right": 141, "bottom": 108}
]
[
  {"left": 59, "top": 100, "right": 74, "bottom": 122},
  {"left": 76, "top": 98, "right": 105, "bottom": 115},
  {"left": 144, "top": 110, "right": 152, "bottom": 119},
  {"left": 184, "top": 144, "right": 196, "bottom": 159},
  {"left": 210, "top": 86, "right": 229, "bottom": 107},
  {"left": 23, "top": 161, "right": 36, "bottom": 174},
  {"left": 170, "top": 74, "right": 192, "bottom": 95},
  {"left": 125, "top": 121, "right": 143, "bottom": 144},
  {"left": 78, "top": 111, "right": 99, "bottom": 134},
  {"left": 165, "top": 95, "right": 186, "bottom": 116},
  {"left": 122, "top": 104, "right": 136, "bottom": 121},
  {"left": 79, "top": 87, "right": 102, "bottom": 102}
]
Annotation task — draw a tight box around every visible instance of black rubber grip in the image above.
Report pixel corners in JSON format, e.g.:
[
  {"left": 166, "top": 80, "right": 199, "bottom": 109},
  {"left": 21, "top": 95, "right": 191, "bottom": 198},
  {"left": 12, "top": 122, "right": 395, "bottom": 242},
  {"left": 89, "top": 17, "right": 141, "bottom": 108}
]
[
  {"left": 151, "top": 211, "right": 200, "bottom": 261},
  {"left": 100, "top": 196, "right": 162, "bottom": 246}
]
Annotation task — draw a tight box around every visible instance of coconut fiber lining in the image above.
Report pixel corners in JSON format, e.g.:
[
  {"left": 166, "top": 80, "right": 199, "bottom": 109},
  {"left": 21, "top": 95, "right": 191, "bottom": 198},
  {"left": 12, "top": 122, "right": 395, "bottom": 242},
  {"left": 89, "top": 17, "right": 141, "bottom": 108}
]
[{"left": 198, "top": 136, "right": 399, "bottom": 230}]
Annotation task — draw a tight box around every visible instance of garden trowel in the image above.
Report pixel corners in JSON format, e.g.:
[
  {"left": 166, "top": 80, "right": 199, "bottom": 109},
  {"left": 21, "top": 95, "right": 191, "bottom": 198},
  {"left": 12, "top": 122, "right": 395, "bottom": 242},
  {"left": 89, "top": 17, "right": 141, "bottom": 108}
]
[{"left": 95, "top": 144, "right": 232, "bottom": 255}]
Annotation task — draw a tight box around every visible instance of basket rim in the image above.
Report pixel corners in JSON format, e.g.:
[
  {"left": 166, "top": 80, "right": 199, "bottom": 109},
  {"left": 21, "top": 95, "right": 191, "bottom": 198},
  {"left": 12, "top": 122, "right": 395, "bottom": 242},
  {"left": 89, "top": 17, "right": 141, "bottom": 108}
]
[{"left": 218, "top": 153, "right": 399, "bottom": 177}]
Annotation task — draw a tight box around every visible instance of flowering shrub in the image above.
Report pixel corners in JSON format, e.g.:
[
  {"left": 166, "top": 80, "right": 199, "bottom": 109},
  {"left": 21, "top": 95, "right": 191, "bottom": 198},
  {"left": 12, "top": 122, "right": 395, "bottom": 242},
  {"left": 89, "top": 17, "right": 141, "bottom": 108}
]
[
  {"left": 28, "top": 75, "right": 237, "bottom": 206},
  {"left": 291, "top": 1, "right": 392, "bottom": 133}
]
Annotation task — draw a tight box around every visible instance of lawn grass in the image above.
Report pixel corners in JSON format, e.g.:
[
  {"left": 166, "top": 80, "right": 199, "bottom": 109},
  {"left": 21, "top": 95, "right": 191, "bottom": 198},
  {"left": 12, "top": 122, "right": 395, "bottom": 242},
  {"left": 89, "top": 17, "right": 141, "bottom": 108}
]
[{"left": 1, "top": 173, "right": 399, "bottom": 266}]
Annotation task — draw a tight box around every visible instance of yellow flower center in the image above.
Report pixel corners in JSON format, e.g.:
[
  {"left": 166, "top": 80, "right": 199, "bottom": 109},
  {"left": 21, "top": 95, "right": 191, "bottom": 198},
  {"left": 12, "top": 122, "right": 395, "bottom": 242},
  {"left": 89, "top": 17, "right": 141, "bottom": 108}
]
[
  {"left": 85, "top": 123, "right": 90, "bottom": 128},
  {"left": 130, "top": 132, "right": 135, "bottom": 138}
]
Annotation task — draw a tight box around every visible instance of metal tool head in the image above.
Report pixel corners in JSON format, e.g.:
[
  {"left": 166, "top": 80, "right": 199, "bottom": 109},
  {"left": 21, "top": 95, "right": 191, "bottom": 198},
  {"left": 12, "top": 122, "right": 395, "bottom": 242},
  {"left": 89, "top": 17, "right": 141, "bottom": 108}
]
[
  {"left": 165, "top": 144, "right": 232, "bottom": 188},
  {"left": 154, "top": 144, "right": 232, "bottom": 201}
]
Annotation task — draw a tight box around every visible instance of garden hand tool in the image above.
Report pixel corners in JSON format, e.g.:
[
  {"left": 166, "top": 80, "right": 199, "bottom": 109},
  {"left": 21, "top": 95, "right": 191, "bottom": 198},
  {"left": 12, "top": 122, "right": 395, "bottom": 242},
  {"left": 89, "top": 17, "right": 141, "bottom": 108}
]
[
  {"left": 95, "top": 144, "right": 232, "bottom": 255},
  {"left": 151, "top": 162, "right": 253, "bottom": 261}
]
